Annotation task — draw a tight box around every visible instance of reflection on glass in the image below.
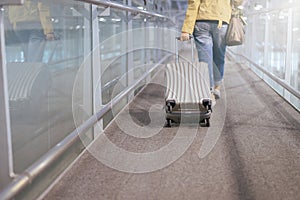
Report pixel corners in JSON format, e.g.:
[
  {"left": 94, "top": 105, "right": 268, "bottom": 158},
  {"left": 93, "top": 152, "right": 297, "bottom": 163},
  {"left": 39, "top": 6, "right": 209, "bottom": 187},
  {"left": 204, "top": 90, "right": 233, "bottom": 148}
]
[
  {"left": 291, "top": 8, "right": 300, "bottom": 91},
  {"left": 236, "top": 0, "right": 300, "bottom": 110},
  {"left": 4, "top": 1, "right": 92, "bottom": 173},
  {"left": 266, "top": 10, "right": 288, "bottom": 79},
  {"left": 253, "top": 15, "right": 265, "bottom": 66},
  {"left": 1, "top": 2, "right": 178, "bottom": 197}
]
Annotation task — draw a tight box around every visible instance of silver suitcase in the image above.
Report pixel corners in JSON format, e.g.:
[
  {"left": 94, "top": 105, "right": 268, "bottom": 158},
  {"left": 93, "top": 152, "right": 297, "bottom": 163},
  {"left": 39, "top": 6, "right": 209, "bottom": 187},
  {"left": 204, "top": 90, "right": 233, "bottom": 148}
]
[{"left": 164, "top": 37, "right": 212, "bottom": 127}]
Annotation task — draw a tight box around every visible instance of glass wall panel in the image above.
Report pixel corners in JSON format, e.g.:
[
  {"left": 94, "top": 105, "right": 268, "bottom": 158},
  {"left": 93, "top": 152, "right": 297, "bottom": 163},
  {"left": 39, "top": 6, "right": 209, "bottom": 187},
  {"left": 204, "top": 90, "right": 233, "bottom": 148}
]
[
  {"left": 98, "top": 8, "right": 125, "bottom": 106},
  {"left": 132, "top": 0, "right": 145, "bottom": 9},
  {"left": 290, "top": 7, "right": 300, "bottom": 108},
  {"left": 266, "top": 10, "right": 288, "bottom": 79},
  {"left": 251, "top": 14, "right": 265, "bottom": 66},
  {"left": 0, "top": 0, "right": 177, "bottom": 198},
  {"left": 4, "top": 0, "right": 93, "bottom": 173},
  {"left": 291, "top": 7, "right": 300, "bottom": 91},
  {"left": 231, "top": 1, "right": 300, "bottom": 111},
  {"left": 132, "top": 16, "right": 147, "bottom": 78}
]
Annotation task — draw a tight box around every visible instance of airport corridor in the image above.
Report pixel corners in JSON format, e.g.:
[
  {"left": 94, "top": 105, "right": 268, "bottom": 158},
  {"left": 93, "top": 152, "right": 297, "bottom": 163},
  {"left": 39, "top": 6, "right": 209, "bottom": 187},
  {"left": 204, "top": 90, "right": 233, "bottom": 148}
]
[{"left": 41, "top": 57, "right": 300, "bottom": 200}]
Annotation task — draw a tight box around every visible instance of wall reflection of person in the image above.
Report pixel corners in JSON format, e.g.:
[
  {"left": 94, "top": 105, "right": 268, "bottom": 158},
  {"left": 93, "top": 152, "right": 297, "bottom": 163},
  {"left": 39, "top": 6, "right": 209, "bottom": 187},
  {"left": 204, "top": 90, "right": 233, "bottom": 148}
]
[{"left": 8, "top": 0, "right": 54, "bottom": 62}]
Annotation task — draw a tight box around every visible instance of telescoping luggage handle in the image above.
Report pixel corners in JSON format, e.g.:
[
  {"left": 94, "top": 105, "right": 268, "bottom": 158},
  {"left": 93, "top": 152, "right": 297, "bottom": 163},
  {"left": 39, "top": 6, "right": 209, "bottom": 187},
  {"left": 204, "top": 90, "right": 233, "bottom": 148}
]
[{"left": 175, "top": 35, "right": 195, "bottom": 63}]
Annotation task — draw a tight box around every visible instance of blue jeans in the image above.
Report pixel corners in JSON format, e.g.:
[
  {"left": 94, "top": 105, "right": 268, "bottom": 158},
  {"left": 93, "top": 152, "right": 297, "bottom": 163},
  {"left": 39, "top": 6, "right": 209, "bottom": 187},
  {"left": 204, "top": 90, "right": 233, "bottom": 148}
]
[
  {"left": 193, "top": 21, "right": 228, "bottom": 89},
  {"left": 14, "top": 21, "right": 46, "bottom": 62}
]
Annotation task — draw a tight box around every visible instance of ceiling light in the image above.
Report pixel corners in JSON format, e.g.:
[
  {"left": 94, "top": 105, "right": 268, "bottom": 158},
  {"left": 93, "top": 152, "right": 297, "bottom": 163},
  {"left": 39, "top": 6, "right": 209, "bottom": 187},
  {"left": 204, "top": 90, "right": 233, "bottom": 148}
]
[
  {"left": 254, "top": 4, "right": 263, "bottom": 11},
  {"left": 292, "top": 27, "right": 299, "bottom": 32},
  {"left": 111, "top": 18, "right": 121, "bottom": 22},
  {"left": 99, "top": 18, "right": 106, "bottom": 22}
]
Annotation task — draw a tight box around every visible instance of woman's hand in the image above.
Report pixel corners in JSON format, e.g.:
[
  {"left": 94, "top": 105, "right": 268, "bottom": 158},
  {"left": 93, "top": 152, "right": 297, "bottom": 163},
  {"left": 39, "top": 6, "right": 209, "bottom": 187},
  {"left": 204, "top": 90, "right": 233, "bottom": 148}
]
[
  {"left": 46, "top": 32, "right": 55, "bottom": 41},
  {"left": 180, "top": 32, "right": 190, "bottom": 41}
]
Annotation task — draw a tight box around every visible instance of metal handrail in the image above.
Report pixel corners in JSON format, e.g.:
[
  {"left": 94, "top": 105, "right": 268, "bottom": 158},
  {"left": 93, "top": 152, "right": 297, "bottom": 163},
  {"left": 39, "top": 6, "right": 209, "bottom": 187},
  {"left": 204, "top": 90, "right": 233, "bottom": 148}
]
[
  {"left": 0, "top": 53, "right": 171, "bottom": 200},
  {"left": 80, "top": 0, "right": 172, "bottom": 20},
  {"left": 227, "top": 49, "right": 300, "bottom": 100}
]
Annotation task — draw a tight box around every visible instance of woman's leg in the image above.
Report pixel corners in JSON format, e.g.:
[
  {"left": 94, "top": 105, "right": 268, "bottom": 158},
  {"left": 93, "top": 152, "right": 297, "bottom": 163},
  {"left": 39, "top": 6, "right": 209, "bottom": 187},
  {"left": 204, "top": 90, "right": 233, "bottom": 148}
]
[
  {"left": 212, "top": 24, "right": 228, "bottom": 87},
  {"left": 193, "top": 21, "right": 214, "bottom": 89}
]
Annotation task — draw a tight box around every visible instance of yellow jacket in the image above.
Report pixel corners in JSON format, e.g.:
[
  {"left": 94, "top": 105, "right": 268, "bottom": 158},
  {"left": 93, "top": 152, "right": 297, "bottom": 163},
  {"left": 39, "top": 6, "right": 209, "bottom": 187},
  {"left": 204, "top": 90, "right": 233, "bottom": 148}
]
[
  {"left": 8, "top": 0, "right": 53, "bottom": 35},
  {"left": 182, "top": 0, "right": 244, "bottom": 34}
]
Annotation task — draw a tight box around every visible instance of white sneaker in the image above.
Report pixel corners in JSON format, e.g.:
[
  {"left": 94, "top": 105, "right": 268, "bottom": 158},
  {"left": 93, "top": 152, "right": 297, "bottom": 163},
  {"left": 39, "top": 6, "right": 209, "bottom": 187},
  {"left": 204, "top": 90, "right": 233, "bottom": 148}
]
[
  {"left": 213, "top": 85, "right": 221, "bottom": 99},
  {"left": 210, "top": 93, "right": 216, "bottom": 107}
]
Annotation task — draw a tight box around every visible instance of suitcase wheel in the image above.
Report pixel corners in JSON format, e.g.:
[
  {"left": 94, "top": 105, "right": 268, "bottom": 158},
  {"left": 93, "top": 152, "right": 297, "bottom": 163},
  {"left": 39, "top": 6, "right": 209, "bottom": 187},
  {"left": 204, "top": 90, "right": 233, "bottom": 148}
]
[
  {"left": 165, "top": 119, "right": 172, "bottom": 127},
  {"left": 166, "top": 105, "right": 172, "bottom": 113},
  {"left": 166, "top": 100, "right": 176, "bottom": 113},
  {"left": 200, "top": 118, "right": 210, "bottom": 127}
]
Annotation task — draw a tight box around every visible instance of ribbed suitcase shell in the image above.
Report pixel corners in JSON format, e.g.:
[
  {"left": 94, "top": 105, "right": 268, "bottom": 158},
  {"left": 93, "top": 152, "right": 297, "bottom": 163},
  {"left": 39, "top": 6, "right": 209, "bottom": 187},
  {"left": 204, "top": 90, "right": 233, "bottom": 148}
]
[
  {"left": 7, "top": 62, "right": 51, "bottom": 111},
  {"left": 164, "top": 48, "right": 212, "bottom": 127}
]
